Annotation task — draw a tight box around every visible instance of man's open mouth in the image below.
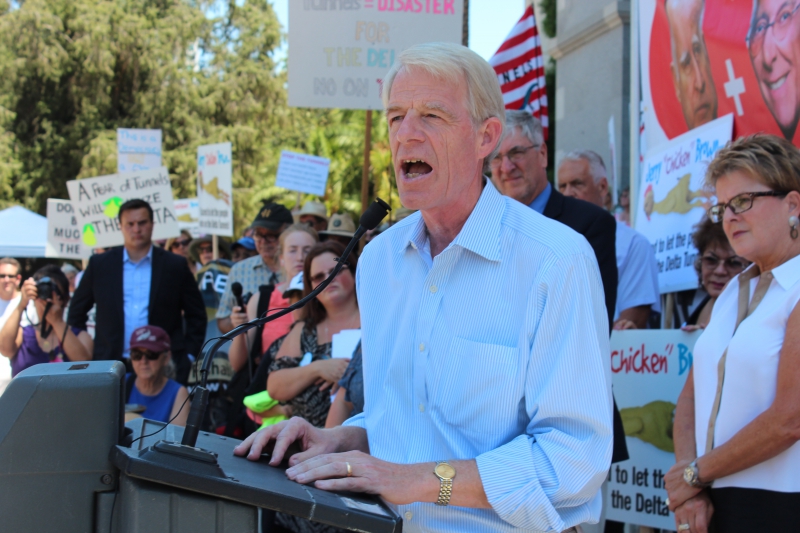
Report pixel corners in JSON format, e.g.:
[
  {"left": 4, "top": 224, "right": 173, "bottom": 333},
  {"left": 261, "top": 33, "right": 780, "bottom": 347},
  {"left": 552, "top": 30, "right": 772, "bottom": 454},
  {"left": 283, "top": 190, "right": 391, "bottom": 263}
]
[
  {"left": 766, "top": 73, "right": 788, "bottom": 91},
  {"left": 402, "top": 159, "right": 433, "bottom": 179}
]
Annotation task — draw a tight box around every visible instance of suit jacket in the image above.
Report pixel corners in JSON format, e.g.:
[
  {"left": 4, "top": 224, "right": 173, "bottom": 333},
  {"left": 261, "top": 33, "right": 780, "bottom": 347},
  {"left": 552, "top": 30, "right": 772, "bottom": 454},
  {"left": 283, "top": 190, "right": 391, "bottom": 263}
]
[
  {"left": 543, "top": 189, "right": 618, "bottom": 326},
  {"left": 68, "top": 246, "right": 206, "bottom": 382},
  {"left": 543, "top": 189, "right": 629, "bottom": 463}
]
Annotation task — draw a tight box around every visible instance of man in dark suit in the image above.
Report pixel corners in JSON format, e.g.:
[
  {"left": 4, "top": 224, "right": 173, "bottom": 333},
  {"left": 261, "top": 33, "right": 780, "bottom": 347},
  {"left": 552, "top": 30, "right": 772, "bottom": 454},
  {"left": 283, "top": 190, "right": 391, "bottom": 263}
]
[
  {"left": 490, "top": 111, "right": 628, "bottom": 471},
  {"left": 68, "top": 199, "right": 206, "bottom": 384}
]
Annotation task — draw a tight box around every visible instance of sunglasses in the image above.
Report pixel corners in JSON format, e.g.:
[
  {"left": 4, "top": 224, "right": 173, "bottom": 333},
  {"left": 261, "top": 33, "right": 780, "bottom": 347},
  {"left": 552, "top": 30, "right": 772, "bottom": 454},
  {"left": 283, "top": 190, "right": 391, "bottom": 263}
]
[
  {"left": 130, "top": 349, "right": 165, "bottom": 361},
  {"left": 310, "top": 263, "right": 350, "bottom": 285},
  {"left": 171, "top": 239, "right": 191, "bottom": 248},
  {"left": 198, "top": 245, "right": 213, "bottom": 254}
]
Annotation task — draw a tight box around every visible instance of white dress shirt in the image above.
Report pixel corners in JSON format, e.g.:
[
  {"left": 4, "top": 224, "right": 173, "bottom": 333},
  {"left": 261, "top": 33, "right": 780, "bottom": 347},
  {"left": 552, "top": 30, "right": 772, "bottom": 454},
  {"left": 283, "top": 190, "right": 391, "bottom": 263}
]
[
  {"left": 346, "top": 181, "right": 613, "bottom": 532},
  {"left": 694, "top": 253, "right": 800, "bottom": 492},
  {"left": 614, "top": 223, "right": 661, "bottom": 320}
]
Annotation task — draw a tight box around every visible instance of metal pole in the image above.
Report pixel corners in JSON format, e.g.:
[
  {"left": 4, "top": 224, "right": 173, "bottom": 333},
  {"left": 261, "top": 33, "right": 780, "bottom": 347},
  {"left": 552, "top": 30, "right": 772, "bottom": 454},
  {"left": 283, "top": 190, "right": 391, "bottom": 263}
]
[
  {"left": 360, "top": 110, "right": 373, "bottom": 214},
  {"left": 212, "top": 234, "right": 219, "bottom": 261},
  {"left": 462, "top": 0, "right": 469, "bottom": 47}
]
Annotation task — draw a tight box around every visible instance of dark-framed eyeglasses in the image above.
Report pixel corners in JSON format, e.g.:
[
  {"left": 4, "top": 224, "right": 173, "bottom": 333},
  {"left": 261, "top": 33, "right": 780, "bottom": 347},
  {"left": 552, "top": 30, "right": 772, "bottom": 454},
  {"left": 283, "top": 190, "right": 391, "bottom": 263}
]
[
  {"left": 171, "top": 239, "right": 191, "bottom": 249},
  {"left": 707, "top": 191, "right": 789, "bottom": 223},
  {"left": 198, "top": 245, "right": 213, "bottom": 254},
  {"left": 130, "top": 349, "right": 165, "bottom": 362},
  {"left": 310, "top": 263, "right": 349, "bottom": 286},
  {"left": 748, "top": 3, "right": 800, "bottom": 56},
  {"left": 489, "top": 144, "right": 540, "bottom": 167},
  {"left": 253, "top": 230, "right": 280, "bottom": 243},
  {"left": 699, "top": 254, "right": 748, "bottom": 272},
  {"left": 0, "top": 273, "right": 19, "bottom": 280}
]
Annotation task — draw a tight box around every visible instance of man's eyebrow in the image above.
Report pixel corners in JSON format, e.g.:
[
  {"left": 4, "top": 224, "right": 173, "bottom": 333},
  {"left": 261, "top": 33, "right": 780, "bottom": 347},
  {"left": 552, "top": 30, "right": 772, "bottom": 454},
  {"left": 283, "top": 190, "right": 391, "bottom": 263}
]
[{"left": 422, "top": 102, "right": 457, "bottom": 119}]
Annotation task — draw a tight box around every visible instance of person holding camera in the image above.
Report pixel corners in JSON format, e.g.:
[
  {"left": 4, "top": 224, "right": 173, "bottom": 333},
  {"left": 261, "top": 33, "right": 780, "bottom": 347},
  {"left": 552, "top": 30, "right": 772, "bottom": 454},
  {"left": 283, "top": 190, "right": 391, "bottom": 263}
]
[{"left": 0, "top": 265, "right": 92, "bottom": 377}]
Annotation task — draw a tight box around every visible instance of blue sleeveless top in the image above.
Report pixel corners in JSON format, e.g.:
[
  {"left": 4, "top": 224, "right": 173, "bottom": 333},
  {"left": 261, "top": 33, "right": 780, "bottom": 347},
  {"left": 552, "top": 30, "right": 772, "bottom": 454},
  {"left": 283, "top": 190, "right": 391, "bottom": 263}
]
[{"left": 128, "top": 376, "right": 183, "bottom": 423}]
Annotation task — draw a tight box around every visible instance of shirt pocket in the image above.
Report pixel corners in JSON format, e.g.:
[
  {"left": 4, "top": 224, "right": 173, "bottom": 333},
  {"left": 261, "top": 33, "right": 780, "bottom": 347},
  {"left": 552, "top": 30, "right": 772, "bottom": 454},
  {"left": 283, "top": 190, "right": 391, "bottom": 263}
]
[{"left": 431, "top": 337, "right": 522, "bottom": 441}]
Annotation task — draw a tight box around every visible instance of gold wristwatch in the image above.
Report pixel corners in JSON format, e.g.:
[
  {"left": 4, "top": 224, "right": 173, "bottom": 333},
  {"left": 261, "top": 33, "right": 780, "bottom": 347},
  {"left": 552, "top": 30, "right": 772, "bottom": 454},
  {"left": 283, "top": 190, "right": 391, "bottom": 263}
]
[{"left": 434, "top": 461, "right": 456, "bottom": 506}]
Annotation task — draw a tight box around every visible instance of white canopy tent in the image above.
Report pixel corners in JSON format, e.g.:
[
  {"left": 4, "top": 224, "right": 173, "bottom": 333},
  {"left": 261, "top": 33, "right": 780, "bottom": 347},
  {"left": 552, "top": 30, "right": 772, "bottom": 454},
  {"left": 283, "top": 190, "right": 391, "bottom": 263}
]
[{"left": 0, "top": 206, "right": 47, "bottom": 258}]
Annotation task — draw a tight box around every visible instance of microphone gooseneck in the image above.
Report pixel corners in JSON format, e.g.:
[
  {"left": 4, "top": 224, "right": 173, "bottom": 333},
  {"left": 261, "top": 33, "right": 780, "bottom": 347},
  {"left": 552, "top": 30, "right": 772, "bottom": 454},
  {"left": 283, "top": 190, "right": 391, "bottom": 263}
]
[{"left": 180, "top": 198, "right": 391, "bottom": 447}]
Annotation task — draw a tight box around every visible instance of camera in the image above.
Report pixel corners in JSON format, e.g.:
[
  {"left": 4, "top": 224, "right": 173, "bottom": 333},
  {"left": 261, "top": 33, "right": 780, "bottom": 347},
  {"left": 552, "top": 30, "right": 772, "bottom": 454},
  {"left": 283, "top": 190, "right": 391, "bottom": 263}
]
[{"left": 36, "top": 277, "right": 57, "bottom": 301}]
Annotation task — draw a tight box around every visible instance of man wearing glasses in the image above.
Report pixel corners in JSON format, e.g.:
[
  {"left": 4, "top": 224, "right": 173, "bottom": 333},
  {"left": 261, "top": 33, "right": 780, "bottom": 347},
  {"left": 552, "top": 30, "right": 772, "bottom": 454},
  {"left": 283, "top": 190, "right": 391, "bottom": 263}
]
[
  {"left": 0, "top": 258, "right": 21, "bottom": 380},
  {"left": 216, "top": 203, "right": 294, "bottom": 334},
  {"left": 748, "top": 0, "right": 800, "bottom": 140}
]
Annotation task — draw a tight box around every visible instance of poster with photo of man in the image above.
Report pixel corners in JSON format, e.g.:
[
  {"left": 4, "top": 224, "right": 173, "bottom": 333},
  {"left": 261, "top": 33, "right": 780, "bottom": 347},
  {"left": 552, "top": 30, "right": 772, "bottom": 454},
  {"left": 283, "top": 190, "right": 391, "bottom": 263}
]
[{"left": 640, "top": 0, "right": 800, "bottom": 149}]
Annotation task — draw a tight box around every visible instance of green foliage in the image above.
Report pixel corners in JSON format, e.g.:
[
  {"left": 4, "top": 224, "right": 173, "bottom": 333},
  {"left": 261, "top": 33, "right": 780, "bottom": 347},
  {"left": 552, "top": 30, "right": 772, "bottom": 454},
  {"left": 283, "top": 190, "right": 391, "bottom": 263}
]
[
  {"left": 0, "top": 0, "right": 398, "bottom": 234},
  {"left": 540, "top": 0, "right": 556, "bottom": 39}
]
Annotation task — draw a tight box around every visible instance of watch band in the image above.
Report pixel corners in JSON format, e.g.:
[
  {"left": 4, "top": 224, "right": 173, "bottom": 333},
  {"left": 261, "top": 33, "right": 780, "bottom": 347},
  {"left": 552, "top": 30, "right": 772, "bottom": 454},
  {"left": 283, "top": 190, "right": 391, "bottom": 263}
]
[{"left": 436, "top": 477, "right": 453, "bottom": 506}]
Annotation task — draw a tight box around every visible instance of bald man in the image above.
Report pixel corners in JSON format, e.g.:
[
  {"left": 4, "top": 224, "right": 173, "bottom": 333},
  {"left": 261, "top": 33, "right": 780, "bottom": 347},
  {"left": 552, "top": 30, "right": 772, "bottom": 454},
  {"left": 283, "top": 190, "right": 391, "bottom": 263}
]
[{"left": 666, "top": 0, "right": 718, "bottom": 130}]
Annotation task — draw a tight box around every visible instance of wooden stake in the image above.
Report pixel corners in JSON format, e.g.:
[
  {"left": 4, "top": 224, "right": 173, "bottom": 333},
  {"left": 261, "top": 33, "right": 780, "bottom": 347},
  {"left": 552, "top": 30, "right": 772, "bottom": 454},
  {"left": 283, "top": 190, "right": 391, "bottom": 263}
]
[
  {"left": 360, "top": 110, "right": 373, "bottom": 214},
  {"left": 212, "top": 234, "right": 219, "bottom": 261}
]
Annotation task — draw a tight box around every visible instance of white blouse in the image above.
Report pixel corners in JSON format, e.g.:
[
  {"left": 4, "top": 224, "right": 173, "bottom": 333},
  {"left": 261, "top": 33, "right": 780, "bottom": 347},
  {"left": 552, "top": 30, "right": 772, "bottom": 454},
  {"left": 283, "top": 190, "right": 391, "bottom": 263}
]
[{"left": 693, "top": 253, "right": 800, "bottom": 492}]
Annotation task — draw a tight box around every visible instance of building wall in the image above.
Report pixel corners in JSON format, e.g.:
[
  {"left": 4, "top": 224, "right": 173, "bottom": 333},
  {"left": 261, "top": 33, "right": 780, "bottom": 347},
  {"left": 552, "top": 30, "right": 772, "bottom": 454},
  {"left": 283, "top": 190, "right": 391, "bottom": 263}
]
[{"left": 544, "top": 0, "right": 631, "bottom": 196}]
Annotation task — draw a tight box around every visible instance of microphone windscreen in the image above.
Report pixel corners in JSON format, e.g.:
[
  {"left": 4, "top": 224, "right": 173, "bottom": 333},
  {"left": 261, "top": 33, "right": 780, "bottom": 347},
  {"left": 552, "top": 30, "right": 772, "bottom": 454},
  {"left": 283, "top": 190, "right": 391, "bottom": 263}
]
[
  {"left": 360, "top": 198, "right": 391, "bottom": 230},
  {"left": 231, "top": 282, "right": 243, "bottom": 298}
]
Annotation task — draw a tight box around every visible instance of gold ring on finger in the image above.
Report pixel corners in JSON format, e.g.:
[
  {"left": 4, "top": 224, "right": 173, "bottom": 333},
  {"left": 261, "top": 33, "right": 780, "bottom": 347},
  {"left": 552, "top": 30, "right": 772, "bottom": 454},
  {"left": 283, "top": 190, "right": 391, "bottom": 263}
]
[{"left": 346, "top": 461, "right": 352, "bottom": 477}]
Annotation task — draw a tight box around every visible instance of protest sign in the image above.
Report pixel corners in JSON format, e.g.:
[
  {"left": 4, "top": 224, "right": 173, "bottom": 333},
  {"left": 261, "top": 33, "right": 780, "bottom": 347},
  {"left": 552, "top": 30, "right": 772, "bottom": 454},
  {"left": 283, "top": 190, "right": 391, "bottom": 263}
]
[
  {"left": 45, "top": 199, "right": 91, "bottom": 259},
  {"left": 635, "top": 114, "right": 732, "bottom": 293},
  {"left": 288, "top": 1, "right": 462, "bottom": 110},
  {"left": 174, "top": 198, "right": 201, "bottom": 237},
  {"left": 66, "top": 167, "right": 180, "bottom": 248},
  {"left": 638, "top": 0, "right": 800, "bottom": 150},
  {"left": 276, "top": 150, "right": 331, "bottom": 197},
  {"left": 605, "top": 329, "right": 701, "bottom": 529},
  {"left": 117, "top": 129, "right": 162, "bottom": 173},
  {"left": 197, "top": 142, "right": 233, "bottom": 237}
]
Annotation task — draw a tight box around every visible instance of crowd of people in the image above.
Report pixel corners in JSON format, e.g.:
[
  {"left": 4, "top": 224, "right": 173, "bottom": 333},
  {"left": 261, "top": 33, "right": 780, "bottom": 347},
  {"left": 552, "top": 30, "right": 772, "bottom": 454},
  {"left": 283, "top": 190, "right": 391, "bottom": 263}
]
[{"left": 0, "top": 41, "right": 798, "bottom": 533}]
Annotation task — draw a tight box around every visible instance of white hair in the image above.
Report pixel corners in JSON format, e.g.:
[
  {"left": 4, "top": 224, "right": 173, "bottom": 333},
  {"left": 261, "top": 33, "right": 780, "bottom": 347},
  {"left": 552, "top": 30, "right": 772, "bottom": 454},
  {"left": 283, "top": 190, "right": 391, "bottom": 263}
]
[
  {"left": 381, "top": 42, "right": 506, "bottom": 132},
  {"left": 561, "top": 150, "right": 608, "bottom": 184},
  {"left": 503, "top": 110, "right": 545, "bottom": 146}
]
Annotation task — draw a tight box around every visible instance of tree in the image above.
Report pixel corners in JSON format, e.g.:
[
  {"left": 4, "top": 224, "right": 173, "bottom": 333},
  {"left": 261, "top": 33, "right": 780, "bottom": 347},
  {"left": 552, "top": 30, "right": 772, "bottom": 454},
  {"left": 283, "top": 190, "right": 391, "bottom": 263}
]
[{"left": 0, "top": 0, "right": 399, "bottom": 232}]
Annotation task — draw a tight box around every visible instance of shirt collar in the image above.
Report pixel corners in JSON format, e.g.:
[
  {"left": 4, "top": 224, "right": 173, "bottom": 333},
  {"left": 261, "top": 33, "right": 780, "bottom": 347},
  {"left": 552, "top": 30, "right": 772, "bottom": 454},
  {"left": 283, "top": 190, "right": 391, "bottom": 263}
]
[
  {"left": 771, "top": 252, "right": 800, "bottom": 290},
  {"left": 528, "top": 181, "right": 552, "bottom": 214},
  {"left": 400, "top": 179, "right": 505, "bottom": 262},
  {"left": 123, "top": 245, "right": 153, "bottom": 264}
]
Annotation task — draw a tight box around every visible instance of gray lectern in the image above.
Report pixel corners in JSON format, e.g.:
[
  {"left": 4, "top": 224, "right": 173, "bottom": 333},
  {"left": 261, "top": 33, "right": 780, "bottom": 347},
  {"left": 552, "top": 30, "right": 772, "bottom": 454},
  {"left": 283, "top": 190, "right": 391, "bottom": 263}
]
[{"left": 0, "top": 361, "right": 401, "bottom": 533}]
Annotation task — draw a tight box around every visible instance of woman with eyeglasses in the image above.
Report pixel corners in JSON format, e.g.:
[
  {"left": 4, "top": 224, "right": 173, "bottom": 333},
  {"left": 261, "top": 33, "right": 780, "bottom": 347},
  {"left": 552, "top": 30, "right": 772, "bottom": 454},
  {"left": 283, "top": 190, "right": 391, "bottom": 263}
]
[
  {"left": 0, "top": 265, "right": 92, "bottom": 377},
  {"left": 126, "top": 325, "right": 189, "bottom": 427},
  {"left": 666, "top": 135, "right": 800, "bottom": 533},
  {"left": 682, "top": 217, "right": 750, "bottom": 330}
]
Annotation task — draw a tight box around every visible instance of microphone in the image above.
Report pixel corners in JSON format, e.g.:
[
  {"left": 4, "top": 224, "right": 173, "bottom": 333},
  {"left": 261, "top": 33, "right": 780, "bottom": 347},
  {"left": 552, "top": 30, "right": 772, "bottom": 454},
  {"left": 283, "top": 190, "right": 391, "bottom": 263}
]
[
  {"left": 180, "top": 198, "right": 391, "bottom": 448},
  {"left": 231, "top": 282, "right": 245, "bottom": 311}
]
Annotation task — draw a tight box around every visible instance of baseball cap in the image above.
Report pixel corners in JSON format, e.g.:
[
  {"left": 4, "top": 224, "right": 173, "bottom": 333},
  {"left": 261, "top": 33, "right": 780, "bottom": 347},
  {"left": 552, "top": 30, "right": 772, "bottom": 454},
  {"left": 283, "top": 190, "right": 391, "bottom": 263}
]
[
  {"left": 251, "top": 203, "right": 294, "bottom": 232},
  {"left": 231, "top": 236, "right": 256, "bottom": 251},
  {"left": 130, "top": 325, "right": 171, "bottom": 353},
  {"left": 319, "top": 213, "right": 356, "bottom": 239},
  {"left": 282, "top": 272, "right": 305, "bottom": 298}
]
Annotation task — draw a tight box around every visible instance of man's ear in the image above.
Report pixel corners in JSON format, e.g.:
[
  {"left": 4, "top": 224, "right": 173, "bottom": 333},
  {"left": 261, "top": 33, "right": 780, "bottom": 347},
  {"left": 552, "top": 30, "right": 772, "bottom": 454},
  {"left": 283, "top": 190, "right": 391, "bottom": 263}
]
[
  {"left": 598, "top": 177, "right": 609, "bottom": 196},
  {"left": 477, "top": 117, "right": 504, "bottom": 160}
]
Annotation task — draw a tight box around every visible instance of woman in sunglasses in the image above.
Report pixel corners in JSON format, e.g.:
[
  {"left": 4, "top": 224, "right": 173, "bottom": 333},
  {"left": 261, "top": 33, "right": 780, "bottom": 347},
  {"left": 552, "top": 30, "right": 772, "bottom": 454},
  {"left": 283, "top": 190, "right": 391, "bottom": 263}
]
[
  {"left": 666, "top": 135, "right": 800, "bottom": 533},
  {"left": 127, "top": 325, "right": 189, "bottom": 427},
  {"left": 0, "top": 265, "right": 92, "bottom": 377},
  {"left": 265, "top": 241, "right": 358, "bottom": 533},
  {"left": 682, "top": 217, "right": 750, "bottom": 330}
]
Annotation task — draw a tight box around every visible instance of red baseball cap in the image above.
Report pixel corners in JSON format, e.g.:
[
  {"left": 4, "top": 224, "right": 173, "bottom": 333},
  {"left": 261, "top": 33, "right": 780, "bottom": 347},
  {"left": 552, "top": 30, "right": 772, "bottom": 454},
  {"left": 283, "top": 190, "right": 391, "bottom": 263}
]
[{"left": 130, "top": 325, "right": 171, "bottom": 353}]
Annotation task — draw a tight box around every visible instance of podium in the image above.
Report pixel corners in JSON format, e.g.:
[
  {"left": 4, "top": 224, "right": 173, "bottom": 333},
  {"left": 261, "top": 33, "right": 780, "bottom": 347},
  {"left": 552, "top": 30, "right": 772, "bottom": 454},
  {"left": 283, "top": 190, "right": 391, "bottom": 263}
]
[{"left": 0, "top": 361, "right": 401, "bottom": 533}]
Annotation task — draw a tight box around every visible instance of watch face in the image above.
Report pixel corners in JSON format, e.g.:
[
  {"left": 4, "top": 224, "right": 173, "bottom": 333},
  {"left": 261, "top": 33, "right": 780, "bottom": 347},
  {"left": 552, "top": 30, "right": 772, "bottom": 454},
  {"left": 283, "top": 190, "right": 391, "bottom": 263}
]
[
  {"left": 435, "top": 463, "right": 456, "bottom": 479},
  {"left": 683, "top": 466, "right": 694, "bottom": 483}
]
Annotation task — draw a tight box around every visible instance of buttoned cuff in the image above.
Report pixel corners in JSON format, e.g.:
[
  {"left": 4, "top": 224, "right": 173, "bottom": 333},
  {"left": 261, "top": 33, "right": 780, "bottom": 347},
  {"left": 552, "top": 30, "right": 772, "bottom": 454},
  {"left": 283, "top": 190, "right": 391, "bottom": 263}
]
[
  {"left": 342, "top": 412, "right": 366, "bottom": 430},
  {"left": 476, "top": 435, "right": 565, "bottom": 532}
]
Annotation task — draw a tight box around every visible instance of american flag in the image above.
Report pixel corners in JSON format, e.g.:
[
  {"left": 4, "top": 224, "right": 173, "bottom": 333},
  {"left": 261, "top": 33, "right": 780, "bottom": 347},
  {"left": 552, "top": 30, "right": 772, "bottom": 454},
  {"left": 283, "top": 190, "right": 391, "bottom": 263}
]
[{"left": 489, "top": 5, "right": 549, "bottom": 139}]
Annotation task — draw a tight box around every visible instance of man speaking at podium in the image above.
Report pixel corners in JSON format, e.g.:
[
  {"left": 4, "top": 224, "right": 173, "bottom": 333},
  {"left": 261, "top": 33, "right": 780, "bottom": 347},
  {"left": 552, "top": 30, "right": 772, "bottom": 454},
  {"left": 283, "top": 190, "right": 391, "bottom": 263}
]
[{"left": 236, "top": 42, "right": 613, "bottom": 533}]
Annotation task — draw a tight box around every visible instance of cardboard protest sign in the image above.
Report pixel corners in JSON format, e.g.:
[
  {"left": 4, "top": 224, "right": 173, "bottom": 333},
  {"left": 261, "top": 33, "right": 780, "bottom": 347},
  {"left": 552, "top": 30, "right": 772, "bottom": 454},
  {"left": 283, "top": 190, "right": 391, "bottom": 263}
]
[
  {"left": 66, "top": 167, "right": 180, "bottom": 248},
  {"left": 45, "top": 199, "right": 91, "bottom": 259},
  {"left": 117, "top": 129, "right": 162, "bottom": 173},
  {"left": 605, "top": 329, "right": 701, "bottom": 529},
  {"left": 174, "top": 198, "right": 201, "bottom": 237},
  {"left": 635, "top": 114, "right": 732, "bottom": 293},
  {"left": 197, "top": 142, "right": 233, "bottom": 237},
  {"left": 275, "top": 150, "right": 331, "bottom": 197},
  {"left": 288, "top": 1, "right": 462, "bottom": 110}
]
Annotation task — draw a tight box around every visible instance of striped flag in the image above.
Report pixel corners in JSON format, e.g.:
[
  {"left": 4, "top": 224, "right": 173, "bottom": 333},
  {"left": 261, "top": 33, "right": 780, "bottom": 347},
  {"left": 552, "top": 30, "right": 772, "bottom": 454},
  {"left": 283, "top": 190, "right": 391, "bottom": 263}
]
[{"left": 489, "top": 5, "right": 549, "bottom": 139}]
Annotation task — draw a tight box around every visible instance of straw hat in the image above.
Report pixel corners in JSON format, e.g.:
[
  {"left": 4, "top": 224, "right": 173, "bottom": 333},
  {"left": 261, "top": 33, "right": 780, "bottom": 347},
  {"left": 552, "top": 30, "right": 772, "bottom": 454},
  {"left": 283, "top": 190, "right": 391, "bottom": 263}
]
[
  {"left": 294, "top": 201, "right": 329, "bottom": 225},
  {"left": 319, "top": 213, "right": 356, "bottom": 238}
]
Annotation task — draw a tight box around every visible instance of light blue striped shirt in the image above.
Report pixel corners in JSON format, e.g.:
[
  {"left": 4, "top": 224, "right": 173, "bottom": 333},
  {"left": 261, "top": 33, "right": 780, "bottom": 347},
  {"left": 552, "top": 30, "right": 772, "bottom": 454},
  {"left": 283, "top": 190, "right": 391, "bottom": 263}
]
[
  {"left": 346, "top": 181, "right": 613, "bottom": 532},
  {"left": 122, "top": 246, "right": 152, "bottom": 356}
]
